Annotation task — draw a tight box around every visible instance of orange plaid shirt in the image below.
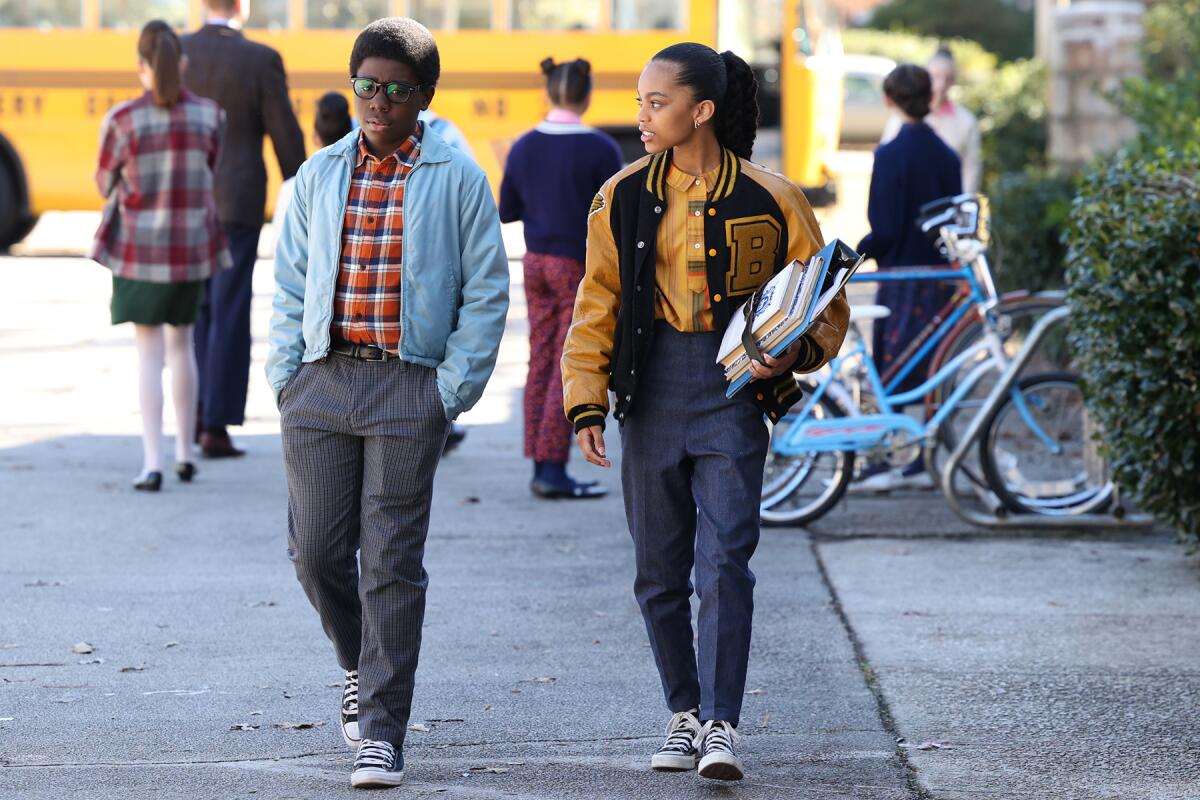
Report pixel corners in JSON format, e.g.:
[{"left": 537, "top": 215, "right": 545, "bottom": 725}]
[{"left": 331, "top": 125, "right": 422, "bottom": 352}]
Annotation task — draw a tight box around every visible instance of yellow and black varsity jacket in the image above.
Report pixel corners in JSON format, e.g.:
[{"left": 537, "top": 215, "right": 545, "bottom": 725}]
[{"left": 562, "top": 147, "right": 850, "bottom": 431}]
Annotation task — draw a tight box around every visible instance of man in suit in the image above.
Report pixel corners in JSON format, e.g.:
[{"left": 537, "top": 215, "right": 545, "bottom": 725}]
[{"left": 183, "top": 0, "right": 306, "bottom": 457}]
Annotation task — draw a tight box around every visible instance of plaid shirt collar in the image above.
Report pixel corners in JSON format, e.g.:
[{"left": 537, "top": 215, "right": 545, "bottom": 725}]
[{"left": 353, "top": 122, "right": 423, "bottom": 169}]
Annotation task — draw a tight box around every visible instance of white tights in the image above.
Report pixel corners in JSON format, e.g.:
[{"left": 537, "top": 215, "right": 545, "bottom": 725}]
[{"left": 133, "top": 324, "right": 198, "bottom": 475}]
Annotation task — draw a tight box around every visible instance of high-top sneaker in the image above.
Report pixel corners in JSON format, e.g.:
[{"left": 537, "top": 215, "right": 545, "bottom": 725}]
[
  {"left": 350, "top": 739, "right": 404, "bottom": 789},
  {"left": 650, "top": 709, "right": 702, "bottom": 771},
  {"left": 697, "top": 719, "right": 743, "bottom": 781},
  {"left": 341, "top": 669, "right": 360, "bottom": 749}
]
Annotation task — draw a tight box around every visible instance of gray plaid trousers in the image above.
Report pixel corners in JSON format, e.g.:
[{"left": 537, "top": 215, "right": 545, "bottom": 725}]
[{"left": 280, "top": 353, "right": 449, "bottom": 747}]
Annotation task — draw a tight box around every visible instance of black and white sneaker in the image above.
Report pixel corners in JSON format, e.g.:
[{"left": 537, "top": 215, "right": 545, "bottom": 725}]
[
  {"left": 350, "top": 739, "right": 404, "bottom": 789},
  {"left": 341, "top": 669, "right": 360, "bottom": 749},
  {"left": 697, "top": 720, "right": 743, "bottom": 781},
  {"left": 650, "top": 709, "right": 701, "bottom": 771}
]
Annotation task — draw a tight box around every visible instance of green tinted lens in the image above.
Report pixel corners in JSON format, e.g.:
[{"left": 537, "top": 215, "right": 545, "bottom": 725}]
[
  {"left": 352, "top": 78, "right": 377, "bottom": 98},
  {"left": 384, "top": 83, "right": 415, "bottom": 103}
]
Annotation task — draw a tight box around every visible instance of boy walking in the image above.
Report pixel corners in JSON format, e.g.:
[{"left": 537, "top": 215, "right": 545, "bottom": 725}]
[{"left": 266, "top": 18, "right": 509, "bottom": 789}]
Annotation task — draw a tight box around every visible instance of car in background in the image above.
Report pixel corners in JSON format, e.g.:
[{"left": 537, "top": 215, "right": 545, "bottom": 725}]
[{"left": 841, "top": 54, "right": 897, "bottom": 145}]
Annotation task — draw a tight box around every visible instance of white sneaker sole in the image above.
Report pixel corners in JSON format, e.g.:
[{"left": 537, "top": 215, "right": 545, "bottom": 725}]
[
  {"left": 342, "top": 718, "right": 361, "bottom": 750},
  {"left": 651, "top": 752, "right": 697, "bottom": 771},
  {"left": 351, "top": 767, "right": 405, "bottom": 788},
  {"left": 698, "top": 751, "right": 744, "bottom": 781}
]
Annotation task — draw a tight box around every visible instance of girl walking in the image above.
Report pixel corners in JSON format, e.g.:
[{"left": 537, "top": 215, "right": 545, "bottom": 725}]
[
  {"left": 91, "top": 20, "right": 230, "bottom": 491},
  {"left": 561, "top": 43, "right": 849, "bottom": 780},
  {"left": 500, "top": 57, "right": 622, "bottom": 498}
]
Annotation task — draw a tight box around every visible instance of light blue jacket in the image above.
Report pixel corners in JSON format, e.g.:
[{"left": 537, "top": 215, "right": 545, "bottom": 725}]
[{"left": 266, "top": 126, "right": 509, "bottom": 420}]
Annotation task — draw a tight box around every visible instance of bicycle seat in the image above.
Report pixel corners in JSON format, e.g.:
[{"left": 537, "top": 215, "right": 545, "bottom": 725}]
[{"left": 849, "top": 304, "right": 891, "bottom": 321}]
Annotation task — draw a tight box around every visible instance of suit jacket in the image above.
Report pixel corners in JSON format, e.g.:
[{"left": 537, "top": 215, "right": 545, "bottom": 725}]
[{"left": 181, "top": 24, "right": 305, "bottom": 228}]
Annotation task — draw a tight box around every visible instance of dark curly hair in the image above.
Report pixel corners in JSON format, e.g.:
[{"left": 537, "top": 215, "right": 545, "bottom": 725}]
[
  {"left": 539, "top": 57, "right": 592, "bottom": 107},
  {"left": 883, "top": 64, "right": 932, "bottom": 120},
  {"left": 651, "top": 42, "right": 758, "bottom": 160},
  {"left": 349, "top": 17, "right": 440, "bottom": 87}
]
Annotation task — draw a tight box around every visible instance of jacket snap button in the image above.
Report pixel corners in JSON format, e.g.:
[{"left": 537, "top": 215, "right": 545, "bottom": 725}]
[
  {"left": 636, "top": 327, "right": 643, "bottom": 334},
  {"left": 708, "top": 248, "right": 717, "bottom": 256},
  {"left": 625, "top": 394, "right": 632, "bottom": 402},
  {"left": 654, "top": 206, "right": 662, "bottom": 213},
  {"left": 636, "top": 284, "right": 642, "bottom": 292},
  {"left": 713, "top": 293, "right": 723, "bottom": 302},
  {"left": 756, "top": 392, "right": 764, "bottom": 401},
  {"left": 637, "top": 241, "right": 645, "bottom": 249},
  {"left": 708, "top": 208, "right": 716, "bottom": 216}
]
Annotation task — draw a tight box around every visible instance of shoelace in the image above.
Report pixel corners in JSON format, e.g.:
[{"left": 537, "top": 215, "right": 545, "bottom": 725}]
[
  {"left": 355, "top": 739, "right": 395, "bottom": 769},
  {"left": 343, "top": 670, "right": 358, "bottom": 715},
  {"left": 659, "top": 710, "right": 700, "bottom": 754},
  {"left": 697, "top": 720, "right": 739, "bottom": 754}
]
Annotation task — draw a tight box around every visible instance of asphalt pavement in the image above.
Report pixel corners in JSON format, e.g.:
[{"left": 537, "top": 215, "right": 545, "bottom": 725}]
[{"left": 3, "top": 191, "right": 1198, "bottom": 799}]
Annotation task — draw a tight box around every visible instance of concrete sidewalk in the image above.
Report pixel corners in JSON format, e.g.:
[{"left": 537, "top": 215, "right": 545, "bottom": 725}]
[{"left": 2, "top": 252, "right": 1198, "bottom": 799}]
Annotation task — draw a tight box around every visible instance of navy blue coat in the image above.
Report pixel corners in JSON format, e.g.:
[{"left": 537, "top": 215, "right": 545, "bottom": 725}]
[{"left": 857, "top": 122, "right": 962, "bottom": 268}]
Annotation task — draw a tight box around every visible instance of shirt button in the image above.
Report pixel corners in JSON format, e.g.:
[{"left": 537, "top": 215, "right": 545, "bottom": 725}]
[
  {"left": 636, "top": 284, "right": 642, "bottom": 292},
  {"left": 708, "top": 248, "right": 717, "bottom": 256},
  {"left": 694, "top": 178, "right": 701, "bottom": 186},
  {"left": 354, "top": 313, "right": 363, "bottom": 321},
  {"left": 694, "top": 210, "right": 702, "bottom": 217},
  {"left": 367, "top": 216, "right": 376, "bottom": 224},
  {"left": 637, "top": 241, "right": 645, "bottom": 249},
  {"left": 636, "top": 327, "right": 643, "bottom": 334},
  {"left": 756, "top": 392, "right": 764, "bottom": 401},
  {"left": 693, "top": 242, "right": 701, "bottom": 249}
]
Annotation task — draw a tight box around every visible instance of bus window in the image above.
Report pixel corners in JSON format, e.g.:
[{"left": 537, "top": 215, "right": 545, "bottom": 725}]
[
  {"left": 0, "top": 0, "right": 83, "bottom": 28},
  {"left": 99, "top": 0, "right": 186, "bottom": 29},
  {"left": 512, "top": 0, "right": 600, "bottom": 31},
  {"left": 611, "top": 0, "right": 681, "bottom": 31},
  {"left": 245, "top": 0, "right": 287, "bottom": 30},
  {"left": 410, "top": 0, "right": 491, "bottom": 30},
  {"left": 306, "top": 0, "right": 387, "bottom": 29}
]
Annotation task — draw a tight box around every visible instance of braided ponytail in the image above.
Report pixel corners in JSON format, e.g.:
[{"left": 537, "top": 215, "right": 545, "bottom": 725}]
[
  {"left": 137, "top": 20, "right": 182, "bottom": 108},
  {"left": 651, "top": 43, "right": 759, "bottom": 159}
]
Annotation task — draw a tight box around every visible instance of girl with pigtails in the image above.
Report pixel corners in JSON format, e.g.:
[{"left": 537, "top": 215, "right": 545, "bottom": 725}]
[
  {"left": 561, "top": 43, "right": 848, "bottom": 780},
  {"left": 500, "top": 56, "right": 622, "bottom": 498}
]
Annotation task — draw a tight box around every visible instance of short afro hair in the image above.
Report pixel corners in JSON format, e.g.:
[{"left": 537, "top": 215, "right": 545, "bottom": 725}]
[{"left": 349, "top": 17, "right": 440, "bottom": 87}]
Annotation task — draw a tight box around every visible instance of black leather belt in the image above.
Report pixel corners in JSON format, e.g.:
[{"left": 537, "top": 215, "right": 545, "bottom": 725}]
[{"left": 330, "top": 341, "right": 394, "bottom": 361}]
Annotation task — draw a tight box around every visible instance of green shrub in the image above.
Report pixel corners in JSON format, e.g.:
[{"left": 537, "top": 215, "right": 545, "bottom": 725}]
[
  {"left": 958, "top": 59, "right": 1049, "bottom": 190},
  {"left": 987, "top": 169, "right": 1074, "bottom": 292},
  {"left": 1064, "top": 146, "right": 1200, "bottom": 539},
  {"left": 864, "top": 0, "right": 1033, "bottom": 62}
]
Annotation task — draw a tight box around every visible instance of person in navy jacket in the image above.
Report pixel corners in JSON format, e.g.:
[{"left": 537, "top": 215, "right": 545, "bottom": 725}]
[
  {"left": 499, "top": 57, "right": 622, "bottom": 499},
  {"left": 856, "top": 63, "right": 962, "bottom": 490}
]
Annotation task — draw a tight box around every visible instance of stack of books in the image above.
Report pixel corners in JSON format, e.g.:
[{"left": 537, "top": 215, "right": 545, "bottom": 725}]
[{"left": 717, "top": 239, "right": 863, "bottom": 397}]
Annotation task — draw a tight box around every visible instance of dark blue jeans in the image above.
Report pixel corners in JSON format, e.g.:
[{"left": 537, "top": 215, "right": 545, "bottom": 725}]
[
  {"left": 194, "top": 223, "right": 261, "bottom": 428},
  {"left": 620, "top": 322, "right": 769, "bottom": 726}
]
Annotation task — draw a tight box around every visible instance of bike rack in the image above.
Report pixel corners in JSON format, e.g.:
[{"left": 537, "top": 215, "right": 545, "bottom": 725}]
[{"left": 938, "top": 305, "right": 1155, "bottom": 529}]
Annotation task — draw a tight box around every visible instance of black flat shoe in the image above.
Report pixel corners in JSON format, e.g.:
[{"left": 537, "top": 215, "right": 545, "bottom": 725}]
[
  {"left": 133, "top": 471, "right": 163, "bottom": 492},
  {"left": 530, "top": 478, "right": 608, "bottom": 500},
  {"left": 175, "top": 462, "right": 197, "bottom": 483}
]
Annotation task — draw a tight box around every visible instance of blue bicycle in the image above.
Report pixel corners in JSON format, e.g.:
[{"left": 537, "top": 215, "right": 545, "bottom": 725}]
[{"left": 760, "top": 195, "right": 1112, "bottom": 525}]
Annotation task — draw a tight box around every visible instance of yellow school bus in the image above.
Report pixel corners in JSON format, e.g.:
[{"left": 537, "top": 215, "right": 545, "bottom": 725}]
[{"left": 0, "top": 0, "right": 841, "bottom": 247}]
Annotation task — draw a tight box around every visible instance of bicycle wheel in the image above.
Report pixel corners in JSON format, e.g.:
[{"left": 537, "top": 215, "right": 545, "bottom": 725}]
[
  {"left": 979, "top": 372, "right": 1113, "bottom": 516},
  {"left": 760, "top": 392, "right": 854, "bottom": 527},
  {"left": 930, "top": 293, "right": 1068, "bottom": 486}
]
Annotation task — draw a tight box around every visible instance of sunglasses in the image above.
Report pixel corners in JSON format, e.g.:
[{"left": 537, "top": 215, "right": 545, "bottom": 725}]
[{"left": 350, "top": 77, "right": 423, "bottom": 104}]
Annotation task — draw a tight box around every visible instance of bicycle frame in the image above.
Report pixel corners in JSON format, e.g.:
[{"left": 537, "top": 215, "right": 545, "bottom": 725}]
[{"left": 774, "top": 256, "right": 1057, "bottom": 458}]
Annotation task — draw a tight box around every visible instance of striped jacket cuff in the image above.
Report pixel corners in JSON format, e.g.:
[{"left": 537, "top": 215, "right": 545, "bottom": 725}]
[
  {"left": 791, "top": 336, "right": 822, "bottom": 373},
  {"left": 568, "top": 404, "right": 608, "bottom": 433}
]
